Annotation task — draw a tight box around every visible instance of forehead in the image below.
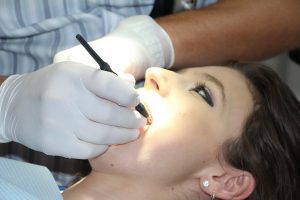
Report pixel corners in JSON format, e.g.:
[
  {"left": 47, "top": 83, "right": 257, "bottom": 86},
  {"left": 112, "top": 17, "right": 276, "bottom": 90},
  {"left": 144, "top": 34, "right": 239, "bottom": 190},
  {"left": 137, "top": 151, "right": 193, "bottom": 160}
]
[
  {"left": 177, "top": 66, "right": 249, "bottom": 87},
  {"left": 178, "top": 66, "right": 240, "bottom": 78}
]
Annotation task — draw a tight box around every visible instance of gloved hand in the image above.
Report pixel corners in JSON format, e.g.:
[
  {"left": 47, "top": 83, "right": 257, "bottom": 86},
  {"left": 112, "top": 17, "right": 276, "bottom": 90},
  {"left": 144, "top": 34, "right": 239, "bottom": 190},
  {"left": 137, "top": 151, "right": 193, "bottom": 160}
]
[
  {"left": 54, "top": 15, "right": 175, "bottom": 80},
  {"left": 0, "top": 62, "right": 146, "bottom": 159}
]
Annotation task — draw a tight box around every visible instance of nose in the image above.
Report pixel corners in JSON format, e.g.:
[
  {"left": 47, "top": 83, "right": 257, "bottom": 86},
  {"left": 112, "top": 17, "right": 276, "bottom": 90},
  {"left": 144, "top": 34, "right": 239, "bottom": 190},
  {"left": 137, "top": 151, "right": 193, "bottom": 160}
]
[{"left": 144, "top": 67, "right": 170, "bottom": 96}]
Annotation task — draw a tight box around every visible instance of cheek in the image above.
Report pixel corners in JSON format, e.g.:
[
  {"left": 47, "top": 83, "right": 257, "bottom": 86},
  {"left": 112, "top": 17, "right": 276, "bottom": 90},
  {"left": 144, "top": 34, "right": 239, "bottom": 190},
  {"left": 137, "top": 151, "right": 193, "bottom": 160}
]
[{"left": 141, "top": 103, "right": 217, "bottom": 179}]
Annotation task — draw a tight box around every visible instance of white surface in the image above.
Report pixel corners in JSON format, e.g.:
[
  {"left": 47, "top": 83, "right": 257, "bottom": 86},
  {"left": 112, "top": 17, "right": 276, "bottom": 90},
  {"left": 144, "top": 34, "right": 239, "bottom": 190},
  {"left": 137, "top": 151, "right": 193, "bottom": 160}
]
[{"left": 263, "top": 53, "right": 300, "bottom": 99}]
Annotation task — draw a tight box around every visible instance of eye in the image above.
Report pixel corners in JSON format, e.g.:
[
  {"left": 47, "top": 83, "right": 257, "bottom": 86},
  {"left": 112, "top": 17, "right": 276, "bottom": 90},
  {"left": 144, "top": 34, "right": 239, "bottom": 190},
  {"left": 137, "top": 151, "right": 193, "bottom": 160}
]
[{"left": 189, "top": 83, "right": 214, "bottom": 107}]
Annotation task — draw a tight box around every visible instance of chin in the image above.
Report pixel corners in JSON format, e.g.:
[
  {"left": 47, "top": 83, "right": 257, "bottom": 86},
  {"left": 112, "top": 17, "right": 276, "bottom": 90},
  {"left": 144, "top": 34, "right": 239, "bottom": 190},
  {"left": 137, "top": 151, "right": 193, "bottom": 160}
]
[{"left": 89, "top": 132, "right": 145, "bottom": 173}]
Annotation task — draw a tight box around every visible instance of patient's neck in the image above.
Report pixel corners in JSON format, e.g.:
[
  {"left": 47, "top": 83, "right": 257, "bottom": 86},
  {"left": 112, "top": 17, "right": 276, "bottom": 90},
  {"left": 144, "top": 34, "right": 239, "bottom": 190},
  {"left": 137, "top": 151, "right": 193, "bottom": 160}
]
[{"left": 62, "top": 171, "right": 176, "bottom": 200}]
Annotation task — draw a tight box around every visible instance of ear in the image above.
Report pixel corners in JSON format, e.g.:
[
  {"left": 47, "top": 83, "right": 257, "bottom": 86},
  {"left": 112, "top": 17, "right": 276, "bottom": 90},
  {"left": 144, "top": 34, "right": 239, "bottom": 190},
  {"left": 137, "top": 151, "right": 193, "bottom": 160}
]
[{"left": 198, "top": 166, "right": 255, "bottom": 200}]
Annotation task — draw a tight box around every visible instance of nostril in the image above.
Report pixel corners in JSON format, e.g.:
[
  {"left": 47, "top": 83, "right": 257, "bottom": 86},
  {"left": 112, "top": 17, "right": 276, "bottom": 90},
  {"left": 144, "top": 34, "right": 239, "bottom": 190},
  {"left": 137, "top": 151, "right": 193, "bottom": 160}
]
[{"left": 150, "top": 78, "right": 159, "bottom": 90}]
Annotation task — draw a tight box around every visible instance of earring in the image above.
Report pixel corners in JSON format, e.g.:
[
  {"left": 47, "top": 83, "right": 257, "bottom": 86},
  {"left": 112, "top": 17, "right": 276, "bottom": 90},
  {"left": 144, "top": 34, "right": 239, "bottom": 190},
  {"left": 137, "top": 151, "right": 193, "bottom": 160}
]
[
  {"left": 203, "top": 180, "right": 210, "bottom": 188},
  {"left": 211, "top": 192, "right": 216, "bottom": 200}
]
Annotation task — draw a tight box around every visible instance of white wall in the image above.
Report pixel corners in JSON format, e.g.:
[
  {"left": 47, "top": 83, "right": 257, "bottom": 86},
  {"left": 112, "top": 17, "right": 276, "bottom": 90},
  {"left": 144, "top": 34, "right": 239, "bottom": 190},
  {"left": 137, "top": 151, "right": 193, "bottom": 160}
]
[{"left": 262, "top": 53, "right": 300, "bottom": 99}]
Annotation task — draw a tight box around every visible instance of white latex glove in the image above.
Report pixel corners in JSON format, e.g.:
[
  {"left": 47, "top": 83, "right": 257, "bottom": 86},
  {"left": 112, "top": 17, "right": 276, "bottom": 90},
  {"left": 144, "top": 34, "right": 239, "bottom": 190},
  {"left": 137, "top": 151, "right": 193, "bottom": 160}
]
[
  {"left": 54, "top": 15, "right": 175, "bottom": 80},
  {"left": 0, "top": 62, "right": 146, "bottom": 159}
]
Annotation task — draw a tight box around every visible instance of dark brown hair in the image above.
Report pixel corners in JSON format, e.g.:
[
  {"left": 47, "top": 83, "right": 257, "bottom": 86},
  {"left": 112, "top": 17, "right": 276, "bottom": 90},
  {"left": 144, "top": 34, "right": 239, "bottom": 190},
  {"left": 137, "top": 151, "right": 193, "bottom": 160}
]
[{"left": 223, "top": 62, "right": 300, "bottom": 200}]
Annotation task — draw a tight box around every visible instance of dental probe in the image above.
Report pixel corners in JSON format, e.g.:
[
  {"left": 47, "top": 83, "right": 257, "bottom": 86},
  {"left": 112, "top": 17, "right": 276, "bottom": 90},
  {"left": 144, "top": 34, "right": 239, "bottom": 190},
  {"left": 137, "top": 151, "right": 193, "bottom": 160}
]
[{"left": 75, "top": 34, "right": 151, "bottom": 123}]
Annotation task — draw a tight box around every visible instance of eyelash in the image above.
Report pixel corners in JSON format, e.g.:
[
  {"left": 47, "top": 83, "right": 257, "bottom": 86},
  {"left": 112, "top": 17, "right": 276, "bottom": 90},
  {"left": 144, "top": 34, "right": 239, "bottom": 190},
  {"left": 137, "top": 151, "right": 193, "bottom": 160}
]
[{"left": 189, "top": 82, "right": 214, "bottom": 107}]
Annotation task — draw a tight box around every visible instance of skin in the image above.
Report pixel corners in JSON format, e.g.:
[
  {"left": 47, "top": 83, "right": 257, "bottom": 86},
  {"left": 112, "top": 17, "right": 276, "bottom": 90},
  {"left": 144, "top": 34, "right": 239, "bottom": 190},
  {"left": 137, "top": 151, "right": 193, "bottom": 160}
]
[
  {"left": 0, "top": 76, "right": 6, "bottom": 84},
  {"left": 63, "top": 66, "right": 255, "bottom": 200},
  {"left": 157, "top": 0, "right": 300, "bottom": 68}
]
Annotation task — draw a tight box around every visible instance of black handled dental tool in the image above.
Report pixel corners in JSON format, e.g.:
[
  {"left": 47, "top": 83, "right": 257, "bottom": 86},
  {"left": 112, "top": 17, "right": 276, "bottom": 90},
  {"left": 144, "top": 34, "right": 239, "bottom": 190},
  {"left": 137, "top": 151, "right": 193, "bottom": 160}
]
[{"left": 75, "top": 34, "right": 151, "bottom": 122}]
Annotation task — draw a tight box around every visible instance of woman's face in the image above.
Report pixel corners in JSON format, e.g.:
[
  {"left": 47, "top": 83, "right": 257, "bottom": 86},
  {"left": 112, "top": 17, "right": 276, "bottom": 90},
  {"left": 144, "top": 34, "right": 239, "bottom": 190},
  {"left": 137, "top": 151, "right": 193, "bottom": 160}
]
[{"left": 90, "top": 66, "right": 254, "bottom": 185}]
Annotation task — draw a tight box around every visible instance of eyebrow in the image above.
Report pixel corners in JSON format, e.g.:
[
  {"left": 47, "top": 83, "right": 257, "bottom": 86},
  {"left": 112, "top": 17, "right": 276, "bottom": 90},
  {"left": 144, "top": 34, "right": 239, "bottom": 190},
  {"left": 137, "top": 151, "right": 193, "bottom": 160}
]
[{"left": 202, "top": 73, "right": 226, "bottom": 105}]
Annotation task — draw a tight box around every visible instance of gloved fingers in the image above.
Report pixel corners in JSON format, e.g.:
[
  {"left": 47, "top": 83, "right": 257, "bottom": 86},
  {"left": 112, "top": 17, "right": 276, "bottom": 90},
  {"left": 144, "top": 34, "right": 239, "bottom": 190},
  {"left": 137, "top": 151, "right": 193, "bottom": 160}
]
[
  {"left": 40, "top": 134, "right": 109, "bottom": 159},
  {"left": 66, "top": 142, "right": 109, "bottom": 159},
  {"left": 75, "top": 119, "right": 140, "bottom": 145},
  {"left": 54, "top": 46, "right": 83, "bottom": 62},
  {"left": 54, "top": 46, "right": 100, "bottom": 70},
  {"left": 78, "top": 93, "right": 146, "bottom": 128},
  {"left": 82, "top": 70, "right": 140, "bottom": 107},
  {"left": 119, "top": 73, "right": 136, "bottom": 88},
  {"left": 53, "top": 48, "right": 70, "bottom": 63},
  {"left": 90, "top": 37, "right": 136, "bottom": 74},
  {"left": 65, "top": 141, "right": 109, "bottom": 159}
]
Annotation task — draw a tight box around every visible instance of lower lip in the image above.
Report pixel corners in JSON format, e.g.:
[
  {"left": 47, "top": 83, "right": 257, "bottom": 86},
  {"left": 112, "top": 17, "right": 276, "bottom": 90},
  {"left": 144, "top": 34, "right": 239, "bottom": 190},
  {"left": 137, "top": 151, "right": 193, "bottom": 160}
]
[
  {"left": 139, "top": 123, "right": 151, "bottom": 136},
  {"left": 139, "top": 128, "right": 145, "bottom": 135}
]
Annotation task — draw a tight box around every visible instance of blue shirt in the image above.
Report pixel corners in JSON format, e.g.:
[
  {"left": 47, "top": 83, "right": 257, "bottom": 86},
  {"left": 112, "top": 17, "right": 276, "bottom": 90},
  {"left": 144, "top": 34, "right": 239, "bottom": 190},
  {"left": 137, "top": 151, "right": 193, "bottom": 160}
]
[
  {"left": 0, "top": 0, "right": 217, "bottom": 75},
  {"left": 0, "top": 157, "right": 62, "bottom": 200},
  {"left": 0, "top": 0, "right": 155, "bottom": 75}
]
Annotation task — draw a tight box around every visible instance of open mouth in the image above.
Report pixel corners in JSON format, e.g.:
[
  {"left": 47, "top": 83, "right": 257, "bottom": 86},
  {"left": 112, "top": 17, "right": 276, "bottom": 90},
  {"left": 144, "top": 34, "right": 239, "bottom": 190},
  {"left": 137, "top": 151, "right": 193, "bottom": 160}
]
[
  {"left": 142, "top": 101, "right": 153, "bottom": 125},
  {"left": 140, "top": 101, "right": 153, "bottom": 134},
  {"left": 146, "top": 112, "right": 153, "bottom": 125}
]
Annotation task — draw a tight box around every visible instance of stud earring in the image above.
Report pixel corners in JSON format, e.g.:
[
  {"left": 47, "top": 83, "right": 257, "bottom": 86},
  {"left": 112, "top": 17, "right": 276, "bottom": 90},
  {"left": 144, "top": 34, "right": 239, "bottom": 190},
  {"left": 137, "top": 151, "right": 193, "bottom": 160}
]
[{"left": 203, "top": 180, "right": 210, "bottom": 188}]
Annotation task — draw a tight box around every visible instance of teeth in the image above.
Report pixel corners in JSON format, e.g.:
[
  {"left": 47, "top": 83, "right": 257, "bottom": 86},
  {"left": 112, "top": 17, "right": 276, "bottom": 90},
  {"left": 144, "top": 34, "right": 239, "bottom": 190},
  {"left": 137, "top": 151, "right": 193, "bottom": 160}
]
[{"left": 146, "top": 116, "right": 153, "bottom": 125}]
